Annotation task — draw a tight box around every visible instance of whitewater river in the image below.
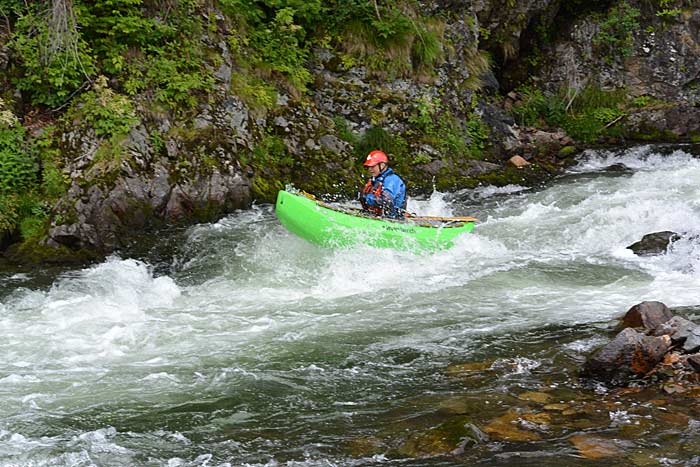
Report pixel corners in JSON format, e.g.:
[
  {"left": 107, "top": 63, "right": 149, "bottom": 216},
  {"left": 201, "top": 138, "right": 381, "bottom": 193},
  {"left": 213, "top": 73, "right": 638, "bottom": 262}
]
[{"left": 2, "top": 144, "right": 700, "bottom": 466}]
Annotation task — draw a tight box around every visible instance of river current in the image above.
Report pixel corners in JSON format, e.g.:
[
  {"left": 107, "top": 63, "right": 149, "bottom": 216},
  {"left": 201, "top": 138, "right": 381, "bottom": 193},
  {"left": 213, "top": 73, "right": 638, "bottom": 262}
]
[{"left": 1, "top": 144, "right": 700, "bottom": 466}]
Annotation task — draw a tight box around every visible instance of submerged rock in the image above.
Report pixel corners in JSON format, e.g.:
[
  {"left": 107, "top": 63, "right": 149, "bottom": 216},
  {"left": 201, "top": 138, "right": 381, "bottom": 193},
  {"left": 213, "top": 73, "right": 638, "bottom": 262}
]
[
  {"left": 569, "top": 434, "right": 621, "bottom": 459},
  {"left": 397, "top": 416, "right": 487, "bottom": 457}
]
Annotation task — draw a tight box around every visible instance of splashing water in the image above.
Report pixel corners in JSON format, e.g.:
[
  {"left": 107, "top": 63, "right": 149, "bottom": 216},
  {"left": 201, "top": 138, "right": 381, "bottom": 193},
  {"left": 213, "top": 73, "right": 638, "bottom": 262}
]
[{"left": 1, "top": 144, "right": 700, "bottom": 466}]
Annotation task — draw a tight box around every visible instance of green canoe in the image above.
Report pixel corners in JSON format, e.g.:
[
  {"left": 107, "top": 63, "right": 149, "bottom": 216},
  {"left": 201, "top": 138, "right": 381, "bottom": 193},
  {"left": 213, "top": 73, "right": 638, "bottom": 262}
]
[{"left": 275, "top": 190, "right": 476, "bottom": 251}]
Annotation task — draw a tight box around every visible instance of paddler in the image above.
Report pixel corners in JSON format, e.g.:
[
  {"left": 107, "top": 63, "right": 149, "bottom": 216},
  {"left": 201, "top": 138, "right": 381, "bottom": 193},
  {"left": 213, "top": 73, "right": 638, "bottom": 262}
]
[{"left": 359, "top": 150, "right": 407, "bottom": 218}]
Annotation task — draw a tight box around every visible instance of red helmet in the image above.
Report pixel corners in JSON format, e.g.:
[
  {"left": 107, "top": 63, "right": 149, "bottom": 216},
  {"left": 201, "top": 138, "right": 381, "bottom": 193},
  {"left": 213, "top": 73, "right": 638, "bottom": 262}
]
[{"left": 364, "top": 150, "right": 388, "bottom": 167}]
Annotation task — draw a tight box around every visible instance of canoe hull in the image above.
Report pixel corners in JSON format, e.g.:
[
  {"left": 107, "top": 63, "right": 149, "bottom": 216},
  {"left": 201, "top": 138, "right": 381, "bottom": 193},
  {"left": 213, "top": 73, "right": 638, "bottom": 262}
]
[{"left": 275, "top": 190, "right": 474, "bottom": 250}]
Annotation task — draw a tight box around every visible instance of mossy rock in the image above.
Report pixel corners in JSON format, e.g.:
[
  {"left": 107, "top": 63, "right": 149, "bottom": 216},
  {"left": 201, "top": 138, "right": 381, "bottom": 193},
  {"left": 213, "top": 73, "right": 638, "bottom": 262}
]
[
  {"left": 557, "top": 145, "right": 578, "bottom": 158},
  {"left": 3, "top": 237, "right": 101, "bottom": 265}
]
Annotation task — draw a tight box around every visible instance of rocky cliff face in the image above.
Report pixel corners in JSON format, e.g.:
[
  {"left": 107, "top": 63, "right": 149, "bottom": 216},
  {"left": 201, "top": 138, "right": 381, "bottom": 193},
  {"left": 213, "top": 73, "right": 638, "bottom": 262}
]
[
  {"left": 535, "top": 2, "right": 700, "bottom": 138},
  {"left": 28, "top": 0, "right": 700, "bottom": 256}
]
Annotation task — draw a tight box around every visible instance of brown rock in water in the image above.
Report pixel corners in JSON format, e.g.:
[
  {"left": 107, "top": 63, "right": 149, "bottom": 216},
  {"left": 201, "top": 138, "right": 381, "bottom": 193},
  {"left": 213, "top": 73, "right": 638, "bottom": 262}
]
[
  {"left": 482, "top": 411, "right": 541, "bottom": 442},
  {"left": 582, "top": 328, "right": 672, "bottom": 386},
  {"left": 627, "top": 231, "right": 681, "bottom": 256},
  {"left": 621, "top": 301, "right": 673, "bottom": 331},
  {"left": 569, "top": 435, "right": 620, "bottom": 459}
]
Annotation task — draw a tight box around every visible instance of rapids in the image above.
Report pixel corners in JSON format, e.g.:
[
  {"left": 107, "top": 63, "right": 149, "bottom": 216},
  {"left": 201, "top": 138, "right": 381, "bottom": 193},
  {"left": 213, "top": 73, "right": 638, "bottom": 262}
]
[{"left": 1, "top": 144, "right": 700, "bottom": 466}]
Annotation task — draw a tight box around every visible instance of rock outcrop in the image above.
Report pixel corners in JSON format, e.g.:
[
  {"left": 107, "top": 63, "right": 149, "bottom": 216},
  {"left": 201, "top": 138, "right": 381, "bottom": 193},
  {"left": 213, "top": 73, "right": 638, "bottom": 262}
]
[{"left": 583, "top": 301, "right": 700, "bottom": 388}]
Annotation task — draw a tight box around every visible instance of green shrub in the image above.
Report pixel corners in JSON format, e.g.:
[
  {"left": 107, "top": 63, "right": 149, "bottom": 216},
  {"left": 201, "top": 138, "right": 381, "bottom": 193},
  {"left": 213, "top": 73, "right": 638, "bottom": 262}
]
[
  {"left": 0, "top": 194, "right": 19, "bottom": 234},
  {"left": 510, "top": 84, "right": 629, "bottom": 144},
  {"left": 19, "top": 213, "right": 46, "bottom": 240},
  {"left": 248, "top": 7, "right": 312, "bottom": 93},
  {"left": 593, "top": 2, "right": 641, "bottom": 60},
  {"left": 65, "top": 76, "right": 139, "bottom": 139},
  {"left": 333, "top": 117, "right": 358, "bottom": 145},
  {"left": 511, "top": 86, "right": 549, "bottom": 127},
  {"left": 355, "top": 126, "right": 397, "bottom": 161},
  {"left": 11, "top": 8, "right": 96, "bottom": 107},
  {"left": 329, "top": 0, "right": 444, "bottom": 78},
  {"left": 0, "top": 105, "right": 35, "bottom": 194}
]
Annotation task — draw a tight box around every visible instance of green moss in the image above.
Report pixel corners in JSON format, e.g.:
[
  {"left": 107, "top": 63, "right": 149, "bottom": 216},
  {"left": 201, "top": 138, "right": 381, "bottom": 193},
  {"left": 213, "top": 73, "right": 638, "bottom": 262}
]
[
  {"left": 557, "top": 145, "right": 578, "bottom": 158},
  {"left": 252, "top": 176, "right": 284, "bottom": 202},
  {"left": 4, "top": 237, "right": 100, "bottom": 265},
  {"left": 628, "top": 125, "right": 680, "bottom": 142}
]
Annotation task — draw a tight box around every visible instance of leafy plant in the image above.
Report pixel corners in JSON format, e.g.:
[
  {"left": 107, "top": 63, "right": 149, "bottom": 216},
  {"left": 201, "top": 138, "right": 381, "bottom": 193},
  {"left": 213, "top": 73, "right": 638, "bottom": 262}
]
[
  {"left": 0, "top": 101, "right": 35, "bottom": 194},
  {"left": 593, "top": 2, "right": 641, "bottom": 60},
  {"left": 330, "top": 0, "right": 444, "bottom": 78},
  {"left": 11, "top": 7, "right": 96, "bottom": 107},
  {"left": 67, "top": 75, "right": 139, "bottom": 138},
  {"left": 409, "top": 95, "right": 439, "bottom": 133},
  {"left": 510, "top": 84, "right": 629, "bottom": 144},
  {"left": 0, "top": 194, "right": 19, "bottom": 234}
]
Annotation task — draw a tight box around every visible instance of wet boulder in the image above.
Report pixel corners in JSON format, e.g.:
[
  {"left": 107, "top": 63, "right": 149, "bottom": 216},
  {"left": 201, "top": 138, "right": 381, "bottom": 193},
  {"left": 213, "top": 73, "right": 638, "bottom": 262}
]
[
  {"left": 652, "top": 316, "right": 699, "bottom": 345},
  {"left": 582, "top": 328, "right": 671, "bottom": 386},
  {"left": 682, "top": 329, "right": 700, "bottom": 354},
  {"left": 620, "top": 301, "right": 673, "bottom": 331},
  {"left": 627, "top": 231, "right": 681, "bottom": 256}
]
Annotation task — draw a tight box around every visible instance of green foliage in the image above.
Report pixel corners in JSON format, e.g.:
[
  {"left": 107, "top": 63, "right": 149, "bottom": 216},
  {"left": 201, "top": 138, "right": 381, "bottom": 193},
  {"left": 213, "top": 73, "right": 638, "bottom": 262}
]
[
  {"left": 412, "top": 20, "right": 443, "bottom": 71},
  {"left": 355, "top": 126, "right": 398, "bottom": 161},
  {"left": 328, "top": 0, "right": 444, "bottom": 78},
  {"left": 248, "top": 7, "right": 312, "bottom": 92},
  {"left": 19, "top": 207, "right": 47, "bottom": 240},
  {"left": 333, "top": 117, "right": 358, "bottom": 145},
  {"left": 0, "top": 194, "right": 19, "bottom": 233},
  {"left": 655, "top": 0, "right": 682, "bottom": 18},
  {"left": 252, "top": 134, "right": 293, "bottom": 167},
  {"left": 219, "top": 0, "right": 322, "bottom": 95},
  {"left": 511, "top": 84, "right": 628, "bottom": 144},
  {"left": 11, "top": 10, "right": 96, "bottom": 107},
  {"left": 407, "top": 95, "right": 486, "bottom": 159},
  {"left": 512, "top": 87, "right": 547, "bottom": 127},
  {"left": 67, "top": 76, "right": 139, "bottom": 138},
  {"left": 593, "top": 2, "right": 641, "bottom": 60},
  {"left": 0, "top": 0, "right": 21, "bottom": 19},
  {"left": 230, "top": 74, "right": 278, "bottom": 111},
  {"left": 409, "top": 96, "right": 439, "bottom": 133},
  {"left": 0, "top": 105, "right": 35, "bottom": 195},
  {"left": 41, "top": 161, "right": 68, "bottom": 199},
  {"left": 32, "top": 125, "right": 69, "bottom": 199},
  {"left": 144, "top": 51, "right": 214, "bottom": 108},
  {"left": 633, "top": 95, "right": 651, "bottom": 107},
  {"left": 75, "top": 0, "right": 155, "bottom": 75}
]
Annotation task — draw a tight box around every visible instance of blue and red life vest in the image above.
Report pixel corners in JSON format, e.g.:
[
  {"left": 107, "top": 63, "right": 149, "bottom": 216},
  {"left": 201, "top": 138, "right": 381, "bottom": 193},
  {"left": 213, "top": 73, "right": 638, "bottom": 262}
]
[{"left": 360, "top": 168, "right": 406, "bottom": 217}]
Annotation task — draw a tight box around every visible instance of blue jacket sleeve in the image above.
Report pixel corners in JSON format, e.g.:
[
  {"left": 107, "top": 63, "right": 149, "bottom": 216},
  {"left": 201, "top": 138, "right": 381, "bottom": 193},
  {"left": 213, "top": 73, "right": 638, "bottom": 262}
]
[{"left": 381, "top": 175, "right": 406, "bottom": 216}]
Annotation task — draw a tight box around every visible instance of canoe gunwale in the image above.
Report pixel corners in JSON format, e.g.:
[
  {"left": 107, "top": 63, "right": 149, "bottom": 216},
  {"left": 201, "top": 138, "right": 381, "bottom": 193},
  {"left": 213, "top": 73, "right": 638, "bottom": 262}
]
[{"left": 299, "top": 191, "right": 476, "bottom": 229}]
